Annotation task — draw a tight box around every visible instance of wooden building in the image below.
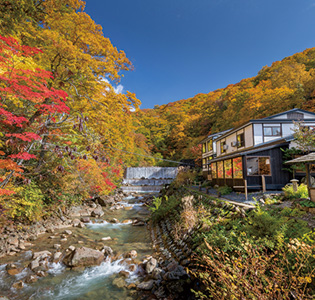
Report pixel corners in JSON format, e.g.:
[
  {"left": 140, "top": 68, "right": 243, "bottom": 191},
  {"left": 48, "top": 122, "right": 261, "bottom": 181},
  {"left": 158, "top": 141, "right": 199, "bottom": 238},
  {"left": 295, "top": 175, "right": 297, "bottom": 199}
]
[{"left": 200, "top": 108, "right": 315, "bottom": 190}]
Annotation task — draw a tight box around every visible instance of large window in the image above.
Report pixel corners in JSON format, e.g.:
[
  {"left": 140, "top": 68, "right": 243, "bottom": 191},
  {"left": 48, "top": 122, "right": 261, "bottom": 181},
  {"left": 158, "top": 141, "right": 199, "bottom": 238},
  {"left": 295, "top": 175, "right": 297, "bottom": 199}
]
[
  {"left": 217, "top": 161, "right": 224, "bottom": 178},
  {"left": 233, "top": 157, "right": 243, "bottom": 178},
  {"left": 246, "top": 156, "right": 271, "bottom": 176},
  {"left": 202, "top": 143, "right": 206, "bottom": 153},
  {"left": 263, "top": 126, "right": 281, "bottom": 137},
  {"left": 224, "top": 160, "right": 232, "bottom": 178},
  {"left": 211, "top": 162, "right": 217, "bottom": 178}
]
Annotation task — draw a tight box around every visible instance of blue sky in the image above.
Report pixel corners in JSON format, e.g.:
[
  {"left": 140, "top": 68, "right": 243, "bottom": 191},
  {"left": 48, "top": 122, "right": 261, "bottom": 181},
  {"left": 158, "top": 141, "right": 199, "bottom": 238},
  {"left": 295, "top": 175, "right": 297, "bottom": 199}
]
[{"left": 85, "top": 0, "right": 315, "bottom": 109}]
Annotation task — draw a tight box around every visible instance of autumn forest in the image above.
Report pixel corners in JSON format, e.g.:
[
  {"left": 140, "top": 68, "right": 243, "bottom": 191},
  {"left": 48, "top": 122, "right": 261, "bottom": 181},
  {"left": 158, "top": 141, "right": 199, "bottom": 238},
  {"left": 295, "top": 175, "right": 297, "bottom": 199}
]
[{"left": 1, "top": 0, "right": 315, "bottom": 221}]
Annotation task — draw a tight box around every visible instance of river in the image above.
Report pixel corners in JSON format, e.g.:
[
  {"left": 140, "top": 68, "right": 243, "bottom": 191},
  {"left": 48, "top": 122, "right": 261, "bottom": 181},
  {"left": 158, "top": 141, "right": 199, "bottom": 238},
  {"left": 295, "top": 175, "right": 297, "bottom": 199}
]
[{"left": 0, "top": 193, "right": 154, "bottom": 300}]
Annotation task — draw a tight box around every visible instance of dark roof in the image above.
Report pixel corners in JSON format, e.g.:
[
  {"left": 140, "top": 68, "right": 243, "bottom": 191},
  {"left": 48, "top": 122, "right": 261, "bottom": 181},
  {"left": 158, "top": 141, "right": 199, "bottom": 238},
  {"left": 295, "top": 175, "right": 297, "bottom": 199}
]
[
  {"left": 199, "top": 129, "right": 232, "bottom": 144},
  {"left": 214, "top": 109, "right": 315, "bottom": 141},
  {"left": 262, "top": 108, "right": 315, "bottom": 120}
]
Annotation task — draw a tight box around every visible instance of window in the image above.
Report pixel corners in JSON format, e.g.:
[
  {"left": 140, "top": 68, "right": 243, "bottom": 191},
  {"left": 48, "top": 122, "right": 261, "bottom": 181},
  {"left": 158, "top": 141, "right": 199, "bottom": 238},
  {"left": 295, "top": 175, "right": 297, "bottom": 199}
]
[
  {"left": 207, "top": 140, "right": 213, "bottom": 152},
  {"left": 237, "top": 133, "right": 245, "bottom": 147},
  {"left": 202, "top": 159, "right": 206, "bottom": 168},
  {"left": 202, "top": 143, "right": 206, "bottom": 153},
  {"left": 233, "top": 157, "right": 243, "bottom": 178},
  {"left": 246, "top": 157, "right": 271, "bottom": 176},
  {"left": 224, "top": 160, "right": 232, "bottom": 178},
  {"left": 217, "top": 161, "right": 224, "bottom": 178},
  {"left": 220, "top": 141, "right": 226, "bottom": 154},
  {"left": 263, "top": 126, "right": 281, "bottom": 136},
  {"left": 211, "top": 163, "right": 217, "bottom": 178},
  {"left": 287, "top": 112, "right": 304, "bottom": 120}
]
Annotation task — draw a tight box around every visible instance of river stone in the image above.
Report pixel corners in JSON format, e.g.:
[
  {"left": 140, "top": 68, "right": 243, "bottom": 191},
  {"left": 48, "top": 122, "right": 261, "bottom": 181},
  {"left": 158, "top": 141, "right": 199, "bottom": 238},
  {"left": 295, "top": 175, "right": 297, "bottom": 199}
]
[
  {"left": 36, "top": 270, "right": 48, "bottom": 277},
  {"left": 125, "top": 250, "right": 137, "bottom": 259},
  {"left": 101, "top": 237, "right": 112, "bottom": 241},
  {"left": 0, "top": 297, "right": 10, "bottom": 300},
  {"left": 29, "top": 259, "right": 40, "bottom": 271},
  {"left": 60, "top": 238, "right": 67, "bottom": 242},
  {"left": 53, "top": 244, "right": 61, "bottom": 250},
  {"left": 110, "top": 218, "right": 119, "bottom": 223},
  {"left": 101, "top": 246, "right": 113, "bottom": 257},
  {"left": 91, "top": 208, "right": 104, "bottom": 218},
  {"left": 152, "top": 267, "right": 164, "bottom": 280},
  {"left": 12, "top": 281, "right": 24, "bottom": 289},
  {"left": 73, "top": 219, "right": 80, "bottom": 227},
  {"left": 122, "top": 219, "right": 132, "bottom": 223},
  {"left": 119, "top": 270, "right": 130, "bottom": 278},
  {"left": 81, "top": 217, "right": 90, "bottom": 223},
  {"left": 132, "top": 220, "right": 145, "bottom": 226},
  {"left": 53, "top": 252, "right": 63, "bottom": 263},
  {"left": 137, "top": 280, "right": 155, "bottom": 290},
  {"left": 25, "top": 275, "right": 38, "bottom": 284},
  {"left": 78, "top": 222, "right": 85, "bottom": 228},
  {"left": 96, "top": 196, "right": 115, "bottom": 207},
  {"left": 18, "top": 243, "right": 25, "bottom": 250},
  {"left": 63, "top": 247, "right": 104, "bottom": 267},
  {"left": 129, "top": 264, "right": 137, "bottom": 272},
  {"left": 112, "top": 277, "right": 126, "bottom": 289},
  {"left": 68, "top": 245, "right": 76, "bottom": 251},
  {"left": 63, "top": 230, "right": 72, "bottom": 235},
  {"left": 33, "top": 251, "right": 51, "bottom": 260},
  {"left": 8, "top": 237, "right": 19, "bottom": 247},
  {"left": 145, "top": 257, "right": 157, "bottom": 274},
  {"left": 6, "top": 263, "right": 23, "bottom": 276}
]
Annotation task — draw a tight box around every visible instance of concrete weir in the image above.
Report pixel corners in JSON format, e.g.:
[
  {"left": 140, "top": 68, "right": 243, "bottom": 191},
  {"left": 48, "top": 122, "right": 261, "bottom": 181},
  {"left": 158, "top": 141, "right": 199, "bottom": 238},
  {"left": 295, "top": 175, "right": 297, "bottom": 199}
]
[{"left": 121, "top": 167, "right": 178, "bottom": 193}]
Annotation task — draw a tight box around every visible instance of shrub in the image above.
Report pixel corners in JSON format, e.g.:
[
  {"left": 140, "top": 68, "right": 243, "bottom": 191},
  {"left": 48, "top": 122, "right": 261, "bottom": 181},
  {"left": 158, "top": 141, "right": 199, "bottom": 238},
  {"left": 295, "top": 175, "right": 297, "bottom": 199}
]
[
  {"left": 217, "top": 185, "right": 233, "bottom": 195},
  {"left": 149, "top": 195, "right": 181, "bottom": 222},
  {"left": 172, "top": 169, "right": 198, "bottom": 188},
  {"left": 3, "top": 182, "right": 44, "bottom": 222},
  {"left": 283, "top": 183, "right": 308, "bottom": 200}
]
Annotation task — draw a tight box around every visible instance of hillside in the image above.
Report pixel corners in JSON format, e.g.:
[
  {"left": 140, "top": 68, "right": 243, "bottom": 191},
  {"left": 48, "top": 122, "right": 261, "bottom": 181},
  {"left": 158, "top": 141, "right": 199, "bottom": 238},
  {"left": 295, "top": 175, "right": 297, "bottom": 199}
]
[{"left": 135, "top": 48, "right": 315, "bottom": 163}]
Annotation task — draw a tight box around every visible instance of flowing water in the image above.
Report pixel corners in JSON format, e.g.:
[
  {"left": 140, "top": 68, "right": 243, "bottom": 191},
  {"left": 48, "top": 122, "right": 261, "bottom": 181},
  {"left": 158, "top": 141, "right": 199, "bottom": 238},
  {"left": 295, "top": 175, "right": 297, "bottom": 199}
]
[{"left": 0, "top": 194, "right": 154, "bottom": 300}]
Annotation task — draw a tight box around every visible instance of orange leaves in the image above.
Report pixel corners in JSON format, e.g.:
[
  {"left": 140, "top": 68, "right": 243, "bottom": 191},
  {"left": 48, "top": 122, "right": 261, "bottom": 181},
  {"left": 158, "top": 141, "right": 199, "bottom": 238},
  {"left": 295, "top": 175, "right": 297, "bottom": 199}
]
[{"left": 0, "top": 159, "right": 24, "bottom": 173}]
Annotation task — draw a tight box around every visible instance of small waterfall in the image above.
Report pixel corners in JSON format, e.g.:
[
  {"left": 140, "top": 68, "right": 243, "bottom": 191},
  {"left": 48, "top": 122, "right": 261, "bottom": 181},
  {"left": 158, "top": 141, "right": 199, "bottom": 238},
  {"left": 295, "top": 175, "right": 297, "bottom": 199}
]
[{"left": 121, "top": 167, "right": 178, "bottom": 192}]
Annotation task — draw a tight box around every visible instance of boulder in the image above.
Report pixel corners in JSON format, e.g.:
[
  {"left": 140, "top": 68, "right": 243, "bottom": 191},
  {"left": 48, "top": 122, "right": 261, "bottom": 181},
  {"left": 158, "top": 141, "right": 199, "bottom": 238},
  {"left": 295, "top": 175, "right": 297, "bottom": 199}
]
[
  {"left": 101, "top": 246, "right": 113, "bottom": 257},
  {"left": 125, "top": 250, "right": 137, "bottom": 259},
  {"left": 119, "top": 270, "right": 130, "bottom": 278},
  {"left": 73, "top": 219, "right": 80, "bottom": 227},
  {"left": 53, "top": 252, "right": 63, "bottom": 263},
  {"left": 110, "top": 218, "right": 119, "bottom": 223},
  {"left": 63, "top": 247, "right": 104, "bottom": 267},
  {"left": 91, "top": 208, "right": 104, "bottom": 218},
  {"left": 6, "top": 263, "right": 23, "bottom": 276},
  {"left": 8, "top": 237, "right": 19, "bottom": 247},
  {"left": 33, "top": 250, "right": 51, "bottom": 260},
  {"left": 137, "top": 280, "right": 155, "bottom": 290},
  {"left": 96, "top": 196, "right": 115, "bottom": 207},
  {"left": 80, "top": 217, "right": 90, "bottom": 223},
  {"left": 145, "top": 257, "right": 157, "bottom": 274},
  {"left": 24, "top": 275, "right": 38, "bottom": 284},
  {"left": 112, "top": 277, "right": 126, "bottom": 289},
  {"left": 12, "top": 281, "right": 24, "bottom": 289}
]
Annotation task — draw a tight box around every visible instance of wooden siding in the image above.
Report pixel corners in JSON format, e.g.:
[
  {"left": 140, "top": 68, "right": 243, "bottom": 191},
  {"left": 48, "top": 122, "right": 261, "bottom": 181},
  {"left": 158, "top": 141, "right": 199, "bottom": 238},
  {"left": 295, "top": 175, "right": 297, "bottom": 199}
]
[{"left": 246, "top": 145, "right": 291, "bottom": 189}]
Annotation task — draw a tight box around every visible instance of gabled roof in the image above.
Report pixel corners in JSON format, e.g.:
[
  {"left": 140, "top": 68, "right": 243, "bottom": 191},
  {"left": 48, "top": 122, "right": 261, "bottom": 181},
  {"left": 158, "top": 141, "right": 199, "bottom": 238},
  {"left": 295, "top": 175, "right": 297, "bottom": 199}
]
[
  {"left": 285, "top": 152, "right": 315, "bottom": 164},
  {"left": 262, "top": 108, "right": 315, "bottom": 120},
  {"left": 214, "top": 109, "right": 315, "bottom": 141}
]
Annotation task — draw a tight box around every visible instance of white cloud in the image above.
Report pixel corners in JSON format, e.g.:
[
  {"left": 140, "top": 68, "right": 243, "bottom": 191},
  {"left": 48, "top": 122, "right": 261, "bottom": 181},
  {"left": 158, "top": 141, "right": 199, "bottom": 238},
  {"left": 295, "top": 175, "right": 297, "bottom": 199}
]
[{"left": 100, "top": 77, "right": 124, "bottom": 94}]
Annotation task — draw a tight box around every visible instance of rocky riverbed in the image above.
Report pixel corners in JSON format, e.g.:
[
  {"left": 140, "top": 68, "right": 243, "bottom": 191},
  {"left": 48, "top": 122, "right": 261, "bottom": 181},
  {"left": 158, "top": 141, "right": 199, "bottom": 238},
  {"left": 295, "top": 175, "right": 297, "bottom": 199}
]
[{"left": 0, "top": 190, "right": 196, "bottom": 300}]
